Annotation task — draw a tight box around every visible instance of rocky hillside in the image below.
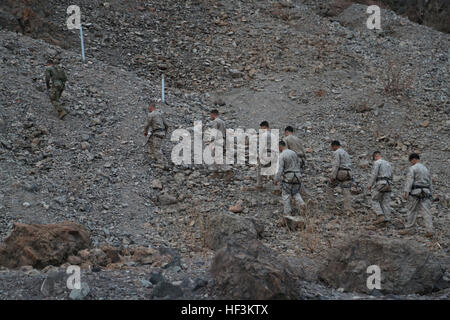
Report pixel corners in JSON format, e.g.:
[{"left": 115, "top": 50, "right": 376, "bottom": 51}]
[{"left": 0, "top": 0, "right": 448, "bottom": 300}]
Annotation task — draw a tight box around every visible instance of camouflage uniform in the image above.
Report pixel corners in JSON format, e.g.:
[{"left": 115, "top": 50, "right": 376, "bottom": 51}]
[
  {"left": 403, "top": 163, "right": 434, "bottom": 232},
  {"left": 144, "top": 110, "right": 169, "bottom": 164},
  {"left": 45, "top": 65, "right": 67, "bottom": 118},
  {"left": 256, "top": 130, "right": 279, "bottom": 188},
  {"left": 206, "top": 117, "right": 231, "bottom": 175},
  {"left": 275, "top": 148, "right": 305, "bottom": 215},
  {"left": 283, "top": 134, "right": 306, "bottom": 168},
  {"left": 327, "top": 147, "right": 353, "bottom": 213},
  {"left": 368, "top": 158, "right": 393, "bottom": 221},
  {"left": 283, "top": 134, "right": 308, "bottom": 198}
]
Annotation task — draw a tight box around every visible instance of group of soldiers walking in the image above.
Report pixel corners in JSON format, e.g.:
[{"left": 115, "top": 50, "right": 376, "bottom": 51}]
[
  {"left": 44, "top": 62, "right": 436, "bottom": 238},
  {"left": 143, "top": 102, "right": 436, "bottom": 237}
]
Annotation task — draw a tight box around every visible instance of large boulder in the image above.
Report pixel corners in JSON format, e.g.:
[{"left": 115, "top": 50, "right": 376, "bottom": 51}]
[
  {"left": 318, "top": 235, "right": 449, "bottom": 294},
  {"left": 210, "top": 240, "right": 300, "bottom": 299},
  {"left": 205, "top": 212, "right": 264, "bottom": 250},
  {"left": 0, "top": 222, "right": 91, "bottom": 269}
]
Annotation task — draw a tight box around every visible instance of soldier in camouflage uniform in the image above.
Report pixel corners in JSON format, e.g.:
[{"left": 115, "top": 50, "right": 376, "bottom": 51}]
[
  {"left": 144, "top": 102, "right": 169, "bottom": 166},
  {"left": 274, "top": 140, "right": 306, "bottom": 216},
  {"left": 256, "top": 121, "right": 279, "bottom": 190},
  {"left": 45, "top": 59, "right": 68, "bottom": 119},
  {"left": 368, "top": 151, "right": 393, "bottom": 225},
  {"left": 283, "top": 126, "right": 308, "bottom": 199},
  {"left": 283, "top": 126, "right": 306, "bottom": 168},
  {"left": 206, "top": 109, "right": 233, "bottom": 181},
  {"left": 399, "top": 153, "right": 434, "bottom": 238},
  {"left": 327, "top": 140, "right": 353, "bottom": 214}
]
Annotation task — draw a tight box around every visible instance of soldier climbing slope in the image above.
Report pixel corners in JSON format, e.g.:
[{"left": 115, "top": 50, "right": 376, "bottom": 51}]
[
  {"left": 255, "top": 121, "right": 279, "bottom": 190},
  {"left": 274, "top": 140, "right": 306, "bottom": 216},
  {"left": 399, "top": 153, "right": 435, "bottom": 238},
  {"left": 283, "top": 126, "right": 308, "bottom": 200},
  {"left": 45, "top": 59, "right": 68, "bottom": 119},
  {"left": 144, "top": 102, "right": 169, "bottom": 168},
  {"left": 327, "top": 140, "right": 354, "bottom": 215},
  {"left": 368, "top": 151, "right": 393, "bottom": 226},
  {"left": 206, "top": 109, "right": 233, "bottom": 181}
]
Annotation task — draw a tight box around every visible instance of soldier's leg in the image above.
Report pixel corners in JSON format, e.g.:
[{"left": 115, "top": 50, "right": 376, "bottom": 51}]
[
  {"left": 342, "top": 186, "right": 353, "bottom": 213},
  {"left": 299, "top": 184, "right": 309, "bottom": 201},
  {"left": 419, "top": 198, "right": 433, "bottom": 233},
  {"left": 381, "top": 192, "right": 392, "bottom": 221},
  {"left": 154, "top": 136, "right": 166, "bottom": 164},
  {"left": 371, "top": 190, "right": 384, "bottom": 216},
  {"left": 281, "top": 189, "right": 293, "bottom": 215},
  {"left": 256, "top": 164, "right": 262, "bottom": 187},
  {"left": 209, "top": 144, "right": 220, "bottom": 177},
  {"left": 405, "top": 197, "right": 420, "bottom": 229},
  {"left": 50, "top": 86, "right": 68, "bottom": 119},
  {"left": 148, "top": 136, "right": 157, "bottom": 159},
  {"left": 293, "top": 192, "right": 306, "bottom": 215},
  {"left": 372, "top": 200, "right": 383, "bottom": 215},
  {"left": 50, "top": 87, "right": 63, "bottom": 113},
  {"left": 326, "top": 181, "right": 337, "bottom": 209}
]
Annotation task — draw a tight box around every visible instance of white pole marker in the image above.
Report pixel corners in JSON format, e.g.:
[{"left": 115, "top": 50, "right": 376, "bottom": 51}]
[{"left": 66, "top": 5, "right": 85, "bottom": 62}]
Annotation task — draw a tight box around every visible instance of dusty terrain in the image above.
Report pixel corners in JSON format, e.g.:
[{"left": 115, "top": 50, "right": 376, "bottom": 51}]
[{"left": 0, "top": 0, "right": 448, "bottom": 300}]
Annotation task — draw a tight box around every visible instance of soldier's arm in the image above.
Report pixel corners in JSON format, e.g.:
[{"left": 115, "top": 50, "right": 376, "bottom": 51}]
[
  {"left": 162, "top": 115, "right": 169, "bottom": 132},
  {"left": 144, "top": 115, "right": 152, "bottom": 136},
  {"left": 404, "top": 167, "right": 414, "bottom": 194},
  {"left": 331, "top": 152, "right": 340, "bottom": 179},
  {"left": 274, "top": 156, "right": 284, "bottom": 183},
  {"left": 298, "top": 143, "right": 306, "bottom": 160}
]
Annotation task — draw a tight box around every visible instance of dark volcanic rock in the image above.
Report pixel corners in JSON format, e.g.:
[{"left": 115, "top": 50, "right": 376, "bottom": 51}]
[
  {"left": 318, "top": 235, "right": 449, "bottom": 295},
  {"left": 152, "top": 281, "right": 183, "bottom": 299},
  {"left": 210, "top": 240, "right": 300, "bottom": 300},
  {"left": 204, "top": 212, "right": 264, "bottom": 250}
]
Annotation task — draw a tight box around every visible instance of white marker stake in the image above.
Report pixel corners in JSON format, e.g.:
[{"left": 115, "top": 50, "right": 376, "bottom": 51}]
[
  {"left": 162, "top": 74, "right": 165, "bottom": 103},
  {"left": 80, "top": 25, "right": 86, "bottom": 62}
]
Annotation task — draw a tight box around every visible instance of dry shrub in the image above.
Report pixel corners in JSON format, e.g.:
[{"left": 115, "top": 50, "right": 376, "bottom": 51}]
[
  {"left": 265, "top": 1, "right": 295, "bottom": 22},
  {"left": 315, "top": 89, "right": 326, "bottom": 97},
  {"left": 382, "top": 58, "right": 416, "bottom": 97}
]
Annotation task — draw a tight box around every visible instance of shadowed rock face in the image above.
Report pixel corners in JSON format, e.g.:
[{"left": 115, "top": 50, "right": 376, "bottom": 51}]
[
  {"left": 0, "top": 0, "right": 74, "bottom": 48},
  {"left": 322, "top": 0, "right": 449, "bottom": 33},
  {"left": 319, "top": 235, "right": 450, "bottom": 295},
  {"left": 211, "top": 240, "right": 300, "bottom": 300},
  {"left": 0, "top": 222, "right": 91, "bottom": 269},
  {"left": 380, "top": 0, "right": 449, "bottom": 33},
  {"left": 204, "top": 212, "right": 264, "bottom": 250}
]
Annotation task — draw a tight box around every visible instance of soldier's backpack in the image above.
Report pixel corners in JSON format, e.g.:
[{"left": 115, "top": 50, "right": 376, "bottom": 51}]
[{"left": 54, "top": 66, "right": 67, "bottom": 83}]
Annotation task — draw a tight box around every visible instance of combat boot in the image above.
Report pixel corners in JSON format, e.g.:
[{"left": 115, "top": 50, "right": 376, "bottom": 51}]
[
  {"left": 398, "top": 228, "right": 413, "bottom": 236},
  {"left": 374, "top": 216, "right": 387, "bottom": 225}
]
